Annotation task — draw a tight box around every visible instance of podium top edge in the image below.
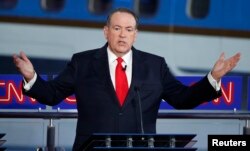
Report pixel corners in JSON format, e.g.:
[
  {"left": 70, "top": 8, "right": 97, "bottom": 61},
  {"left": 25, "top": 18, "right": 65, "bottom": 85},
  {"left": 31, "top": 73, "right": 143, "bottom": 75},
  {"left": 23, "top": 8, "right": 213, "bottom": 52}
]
[{"left": 92, "top": 133, "right": 196, "bottom": 136}]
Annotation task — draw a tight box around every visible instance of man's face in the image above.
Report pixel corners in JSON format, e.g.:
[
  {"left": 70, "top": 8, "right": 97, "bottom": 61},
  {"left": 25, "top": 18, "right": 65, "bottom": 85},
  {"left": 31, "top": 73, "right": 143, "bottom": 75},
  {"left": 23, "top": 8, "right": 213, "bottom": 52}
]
[{"left": 104, "top": 12, "right": 137, "bottom": 57}]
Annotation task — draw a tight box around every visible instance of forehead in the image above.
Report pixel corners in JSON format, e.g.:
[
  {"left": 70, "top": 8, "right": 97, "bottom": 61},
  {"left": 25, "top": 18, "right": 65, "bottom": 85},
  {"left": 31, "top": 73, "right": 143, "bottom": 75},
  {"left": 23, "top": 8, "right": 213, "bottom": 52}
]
[{"left": 109, "top": 12, "right": 136, "bottom": 27}]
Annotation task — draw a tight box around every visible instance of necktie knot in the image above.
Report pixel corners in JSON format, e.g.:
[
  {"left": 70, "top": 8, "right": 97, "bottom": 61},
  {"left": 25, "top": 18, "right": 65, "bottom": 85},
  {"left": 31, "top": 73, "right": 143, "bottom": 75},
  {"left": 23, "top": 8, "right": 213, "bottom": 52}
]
[{"left": 117, "top": 57, "right": 123, "bottom": 64}]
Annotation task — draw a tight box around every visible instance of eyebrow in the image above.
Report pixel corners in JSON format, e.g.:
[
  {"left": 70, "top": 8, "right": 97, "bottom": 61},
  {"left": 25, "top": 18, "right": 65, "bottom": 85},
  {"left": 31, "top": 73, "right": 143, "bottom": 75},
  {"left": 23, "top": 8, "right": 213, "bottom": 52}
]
[{"left": 112, "top": 25, "right": 135, "bottom": 29}]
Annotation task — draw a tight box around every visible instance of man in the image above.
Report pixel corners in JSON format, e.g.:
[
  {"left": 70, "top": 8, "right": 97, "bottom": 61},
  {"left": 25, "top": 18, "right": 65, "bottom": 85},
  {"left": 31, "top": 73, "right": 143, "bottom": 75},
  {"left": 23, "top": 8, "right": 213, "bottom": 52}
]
[{"left": 13, "top": 8, "right": 240, "bottom": 150}]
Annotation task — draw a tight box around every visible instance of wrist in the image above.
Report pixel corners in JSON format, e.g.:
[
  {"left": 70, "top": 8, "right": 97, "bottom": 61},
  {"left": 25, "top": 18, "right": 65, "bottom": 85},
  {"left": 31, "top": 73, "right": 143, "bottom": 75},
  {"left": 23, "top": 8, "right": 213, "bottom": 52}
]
[
  {"left": 24, "top": 71, "right": 35, "bottom": 82},
  {"left": 211, "top": 71, "right": 220, "bottom": 82}
]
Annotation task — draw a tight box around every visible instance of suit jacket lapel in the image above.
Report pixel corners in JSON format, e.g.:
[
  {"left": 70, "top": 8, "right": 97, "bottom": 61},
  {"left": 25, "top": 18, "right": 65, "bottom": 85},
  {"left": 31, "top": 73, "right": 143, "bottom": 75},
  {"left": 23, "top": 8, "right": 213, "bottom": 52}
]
[
  {"left": 122, "top": 48, "right": 145, "bottom": 109},
  {"left": 92, "top": 43, "right": 121, "bottom": 107}
]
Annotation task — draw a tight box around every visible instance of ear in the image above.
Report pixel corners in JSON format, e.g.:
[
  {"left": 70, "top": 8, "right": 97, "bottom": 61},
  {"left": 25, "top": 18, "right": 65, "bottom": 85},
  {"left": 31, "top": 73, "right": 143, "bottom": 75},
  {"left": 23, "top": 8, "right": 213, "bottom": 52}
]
[
  {"left": 134, "top": 29, "right": 138, "bottom": 42},
  {"left": 103, "top": 26, "right": 108, "bottom": 40}
]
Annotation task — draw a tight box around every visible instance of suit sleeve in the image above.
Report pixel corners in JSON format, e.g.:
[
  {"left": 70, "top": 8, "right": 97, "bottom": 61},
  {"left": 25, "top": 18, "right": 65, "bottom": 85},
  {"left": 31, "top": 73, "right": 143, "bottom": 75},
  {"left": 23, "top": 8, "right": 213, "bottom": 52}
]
[{"left": 160, "top": 58, "right": 221, "bottom": 109}]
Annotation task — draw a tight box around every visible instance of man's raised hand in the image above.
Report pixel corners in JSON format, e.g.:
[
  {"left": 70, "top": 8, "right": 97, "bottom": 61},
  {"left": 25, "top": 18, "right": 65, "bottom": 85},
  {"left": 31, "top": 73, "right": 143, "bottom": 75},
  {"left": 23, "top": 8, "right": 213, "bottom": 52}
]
[{"left": 13, "top": 51, "right": 35, "bottom": 82}]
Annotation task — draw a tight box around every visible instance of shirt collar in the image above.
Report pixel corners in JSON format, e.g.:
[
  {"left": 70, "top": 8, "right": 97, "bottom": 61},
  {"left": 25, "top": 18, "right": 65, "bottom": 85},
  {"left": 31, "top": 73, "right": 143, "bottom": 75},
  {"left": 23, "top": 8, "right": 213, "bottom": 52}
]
[{"left": 107, "top": 47, "right": 132, "bottom": 65}]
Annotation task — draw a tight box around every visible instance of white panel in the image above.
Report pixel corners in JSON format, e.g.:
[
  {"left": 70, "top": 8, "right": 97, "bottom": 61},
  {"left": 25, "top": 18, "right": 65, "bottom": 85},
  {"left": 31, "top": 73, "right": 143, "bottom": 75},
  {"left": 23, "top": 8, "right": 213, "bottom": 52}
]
[{"left": 157, "top": 119, "right": 244, "bottom": 151}]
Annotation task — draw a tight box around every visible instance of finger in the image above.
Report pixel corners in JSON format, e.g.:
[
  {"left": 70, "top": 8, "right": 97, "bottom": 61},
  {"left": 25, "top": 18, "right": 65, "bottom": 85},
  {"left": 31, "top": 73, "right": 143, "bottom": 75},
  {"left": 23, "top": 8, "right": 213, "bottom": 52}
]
[
  {"left": 20, "top": 51, "right": 29, "bottom": 62},
  {"left": 13, "top": 53, "right": 18, "bottom": 61},
  {"left": 13, "top": 53, "right": 22, "bottom": 64},
  {"left": 228, "top": 53, "right": 241, "bottom": 65},
  {"left": 227, "top": 54, "right": 240, "bottom": 71},
  {"left": 230, "top": 52, "right": 240, "bottom": 60},
  {"left": 233, "top": 53, "right": 241, "bottom": 62},
  {"left": 218, "top": 52, "right": 225, "bottom": 61}
]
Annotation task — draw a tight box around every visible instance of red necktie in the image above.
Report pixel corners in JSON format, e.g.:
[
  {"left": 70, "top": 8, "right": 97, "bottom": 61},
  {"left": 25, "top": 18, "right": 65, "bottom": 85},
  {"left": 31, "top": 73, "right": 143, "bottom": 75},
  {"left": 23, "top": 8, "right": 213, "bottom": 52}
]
[{"left": 115, "top": 57, "right": 128, "bottom": 106}]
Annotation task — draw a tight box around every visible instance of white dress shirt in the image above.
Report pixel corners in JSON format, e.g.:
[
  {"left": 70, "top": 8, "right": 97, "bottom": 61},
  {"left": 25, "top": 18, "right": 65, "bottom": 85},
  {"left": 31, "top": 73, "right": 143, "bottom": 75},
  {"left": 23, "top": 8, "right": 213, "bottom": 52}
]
[{"left": 107, "top": 47, "right": 132, "bottom": 89}]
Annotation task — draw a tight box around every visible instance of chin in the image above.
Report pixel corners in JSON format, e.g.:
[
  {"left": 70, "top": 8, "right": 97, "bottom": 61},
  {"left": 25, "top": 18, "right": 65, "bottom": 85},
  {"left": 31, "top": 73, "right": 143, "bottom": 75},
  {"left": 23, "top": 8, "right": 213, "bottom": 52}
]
[{"left": 117, "top": 47, "right": 129, "bottom": 53}]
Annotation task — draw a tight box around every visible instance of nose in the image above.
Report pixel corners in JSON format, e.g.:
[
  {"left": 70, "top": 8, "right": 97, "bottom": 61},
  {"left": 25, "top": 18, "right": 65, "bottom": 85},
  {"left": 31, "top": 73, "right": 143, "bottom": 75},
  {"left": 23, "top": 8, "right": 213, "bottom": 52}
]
[{"left": 119, "top": 29, "right": 126, "bottom": 37}]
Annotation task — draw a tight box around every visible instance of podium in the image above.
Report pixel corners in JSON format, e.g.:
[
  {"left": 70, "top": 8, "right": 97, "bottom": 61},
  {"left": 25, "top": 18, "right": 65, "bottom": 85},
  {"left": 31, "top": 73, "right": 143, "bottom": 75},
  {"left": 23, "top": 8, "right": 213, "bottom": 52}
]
[{"left": 79, "top": 133, "right": 197, "bottom": 151}]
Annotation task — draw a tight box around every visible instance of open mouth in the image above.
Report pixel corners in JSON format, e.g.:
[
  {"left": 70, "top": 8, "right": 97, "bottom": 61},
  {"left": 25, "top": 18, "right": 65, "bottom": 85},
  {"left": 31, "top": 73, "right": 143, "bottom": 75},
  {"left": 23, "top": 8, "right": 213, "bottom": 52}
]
[{"left": 118, "top": 41, "right": 126, "bottom": 45}]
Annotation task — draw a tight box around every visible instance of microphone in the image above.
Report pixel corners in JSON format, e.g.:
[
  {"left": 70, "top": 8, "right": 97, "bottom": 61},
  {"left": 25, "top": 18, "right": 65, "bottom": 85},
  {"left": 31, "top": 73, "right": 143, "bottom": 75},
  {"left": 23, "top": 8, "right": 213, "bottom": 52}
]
[
  {"left": 122, "top": 65, "right": 127, "bottom": 71},
  {"left": 134, "top": 86, "right": 144, "bottom": 134}
]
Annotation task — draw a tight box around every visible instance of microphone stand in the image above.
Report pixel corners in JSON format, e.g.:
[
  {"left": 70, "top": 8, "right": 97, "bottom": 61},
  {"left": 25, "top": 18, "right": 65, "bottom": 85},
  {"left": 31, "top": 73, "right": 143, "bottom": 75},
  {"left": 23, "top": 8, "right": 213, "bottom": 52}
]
[{"left": 134, "top": 86, "right": 144, "bottom": 134}]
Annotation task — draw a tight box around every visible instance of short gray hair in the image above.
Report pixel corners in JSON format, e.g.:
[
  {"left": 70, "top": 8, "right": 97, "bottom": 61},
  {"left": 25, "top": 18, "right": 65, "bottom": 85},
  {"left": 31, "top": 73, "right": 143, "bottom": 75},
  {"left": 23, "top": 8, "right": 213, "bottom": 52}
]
[{"left": 106, "top": 7, "right": 139, "bottom": 29}]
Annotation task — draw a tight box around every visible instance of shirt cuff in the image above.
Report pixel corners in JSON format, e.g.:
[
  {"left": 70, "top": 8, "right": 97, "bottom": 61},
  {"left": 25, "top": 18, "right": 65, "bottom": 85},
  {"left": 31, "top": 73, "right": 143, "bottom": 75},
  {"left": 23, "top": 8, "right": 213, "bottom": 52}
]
[
  {"left": 23, "top": 72, "right": 37, "bottom": 91},
  {"left": 207, "top": 71, "right": 221, "bottom": 91}
]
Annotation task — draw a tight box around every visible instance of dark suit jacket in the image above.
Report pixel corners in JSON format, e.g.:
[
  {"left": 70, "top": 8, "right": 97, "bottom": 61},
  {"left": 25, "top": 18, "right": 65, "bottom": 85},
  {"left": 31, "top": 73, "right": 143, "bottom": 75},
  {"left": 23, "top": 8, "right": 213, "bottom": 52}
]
[{"left": 24, "top": 43, "right": 221, "bottom": 150}]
